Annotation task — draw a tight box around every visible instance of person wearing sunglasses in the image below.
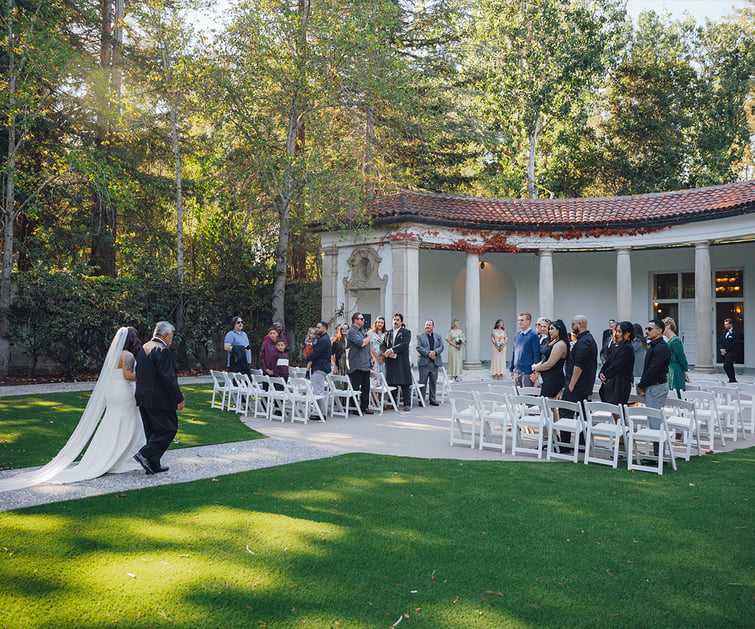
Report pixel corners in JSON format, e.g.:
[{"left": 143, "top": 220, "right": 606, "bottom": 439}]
[{"left": 224, "top": 316, "right": 251, "bottom": 377}]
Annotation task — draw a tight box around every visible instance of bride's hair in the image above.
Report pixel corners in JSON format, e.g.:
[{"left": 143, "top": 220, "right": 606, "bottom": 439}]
[{"left": 124, "top": 327, "right": 142, "bottom": 355}]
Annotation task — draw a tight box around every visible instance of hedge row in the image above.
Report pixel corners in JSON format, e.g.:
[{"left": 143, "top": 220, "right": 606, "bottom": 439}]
[{"left": 9, "top": 270, "right": 322, "bottom": 376}]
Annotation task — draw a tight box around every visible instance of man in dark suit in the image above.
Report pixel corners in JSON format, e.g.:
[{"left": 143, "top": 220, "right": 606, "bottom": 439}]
[
  {"left": 718, "top": 318, "right": 741, "bottom": 383},
  {"left": 134, "top": 321, "right": 184, "bottom": 474},
  {"left": 600, "top": 319, "right": 616, "bottom": 364},
  {"left": 417, "top": 319, "right": 444, "bottom": 406}
]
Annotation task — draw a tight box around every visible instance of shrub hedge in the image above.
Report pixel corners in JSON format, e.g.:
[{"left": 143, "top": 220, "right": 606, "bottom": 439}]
[{"left": 9, "top": 270, "right": 322, "bottom": 376}]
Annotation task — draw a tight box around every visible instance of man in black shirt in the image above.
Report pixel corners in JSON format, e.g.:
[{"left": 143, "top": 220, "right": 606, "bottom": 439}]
[
  {"left": 718, "top": 318, "right": 741, "bottom": 383},
  {"left": 637, "top": 319, "right": 671, "bottom": 456},
  {"left": 560, "top": 315, "right": 598, "bottom": 451}
]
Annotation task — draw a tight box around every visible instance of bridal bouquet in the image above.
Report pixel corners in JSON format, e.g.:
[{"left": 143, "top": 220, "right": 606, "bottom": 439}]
[
  {"left": 493, "top": 337, "right": 506, "bottom": 348},
  {"left": 448, "top": 332, "right": 465, "bottom": 346}
]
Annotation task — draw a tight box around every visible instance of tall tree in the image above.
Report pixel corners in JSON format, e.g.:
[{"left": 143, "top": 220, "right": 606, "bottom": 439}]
[
  {"left": 1, "top": 0, "right": 82, "bottom": 374},
  {"left": 466, "top": 0, "right": 625, "bottom": 198},
  {"left": 209, "top": 0, "right": 405, "bottom": 328}
]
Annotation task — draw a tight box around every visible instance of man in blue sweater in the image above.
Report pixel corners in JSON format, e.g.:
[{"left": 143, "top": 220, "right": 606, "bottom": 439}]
[
  {"left": 509, "top": 312, "right": 541, "bottom": 388},
  {"left": 306, "top": 321, "right": 332, "bottom": 420}
]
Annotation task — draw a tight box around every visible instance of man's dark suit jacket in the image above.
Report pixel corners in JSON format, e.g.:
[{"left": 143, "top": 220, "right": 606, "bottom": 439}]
[
  {"left": 718, "top": 328, "right": 742, "bottom": 360},
  {"left": 135, "top": 337, "right": 184, "bottom": 410}
]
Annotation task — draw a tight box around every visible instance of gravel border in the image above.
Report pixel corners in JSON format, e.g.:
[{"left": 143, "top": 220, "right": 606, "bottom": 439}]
[{"left": 0, "top": 439, "right": 341, "bottom": 512}]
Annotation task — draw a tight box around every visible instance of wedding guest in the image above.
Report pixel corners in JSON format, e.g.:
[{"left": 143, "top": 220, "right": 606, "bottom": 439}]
[
  {"left": 718, "top": 318, "right": 741, "bottom": 383},
  {"left": 224, "top": 316, "right": 251, "bottom": 376},
  {"left": 531, "top": 319, "right": 569, "bottom": 399},
  {"left": 598, "top": 321, "right": 635, "bottom": 405},
  {"left": 663, "top": 316, "right": 689, "bottom": 396},
  {"left": 382, "top": 313, "right": 412, "bottom": 411},
  {"left": 302, "top": 327, "right": 316, "bottom": 359},
  {"left": 306, "top": 321, "right": 331, "bottom": 420},
  {"left": 370, "top": 316, "right": 387, "bottom": 373},
  {"left": 632, "top": 323, "right": 646, "bottom": 390},
  {"left": 536, "top": 318, "right": 552, "bottom": 357},
  {"left": 346, "top": 312, "right": 374, "bottom": 414},
  {"left": 445, "top": 319, "right": 465, "bottom": 381},
  {"left": 272, "top": 339, "right": 290, "bottom": 381},
  {"left": 331, "top": 324, "right": 348, "bottom": 375},
  {"left": 260, "top": 327, "right": 279, "bottom": 377},
  {"left": 509, "top": 313, "right": 539, "bottom": 387},
  {"left": 490, "top": 319, "right": 508, "bottom": 380}
]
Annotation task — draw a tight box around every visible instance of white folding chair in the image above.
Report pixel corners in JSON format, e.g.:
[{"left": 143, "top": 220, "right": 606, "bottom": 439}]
[
  {"left": 476, "top": 391, "right": 515, "bottom": 453},
  {"left": 249, "top": 374, "right": 271, "bottom": 418},
  {"left": 250, "top": 368, "right": 263, "bottom": 376},
  {"left": 517, "top": 386, "right": 540, "bottom": 396},
  {"left": 624, "top": 405, "right": 677, "bottom": 475},
  {"left": 221, "top": 371, "right": 242, "bottom": 413},
  {"left": 709, "top": 385, "right": 746, "bottom": 442},
  {"left": 546, "top": 399, "right": 586, "bottom": 463},
  {"left": 210, "top": 370, "right": 229, "bottom": 410},
  {"left": 662, "top": 398, "right": 701, "bottom": 460},
  {"left": 509, "top": 395, "right": 548, "bottom": 459},
  {"left": 681, "top": 390, "right": 726, "bottom": 450},
  {"left": 369, "top": 370, "right": 399, "bottom": 413},
  {"left": 289, "top": 377, "right": 325, "bottom": 423},
  {"left": 488, "top": 382, "right": 518, "bottom": 396},
  {"left": 731, "top": 383, "right": 754, "bottom": 433},
  {"left": 688, "top": 378, "right": 724, "bottom": 391},
  {"left": 267, "top": 377, "right": 291, "bottom": 422},
  {"left": 437, "top": 366, "right": 452, "bottom": 404},
  {"left": 449, "top": 391, "right": 478, "bottom": 448},
  {"left": 327, "top": 374, "right": 363, "bottom": 419},
  {"left": 583, "top": 401, "right": 626, "bottom": 468},
  {"left": 232, "top": 372, "right": 255, "bottom": 415},
  {"left": 411, "top": 369, "right": 427, "bottom": 408}
]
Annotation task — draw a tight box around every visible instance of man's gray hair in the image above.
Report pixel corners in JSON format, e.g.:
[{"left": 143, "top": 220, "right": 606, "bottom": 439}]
[{"left": 153, "top": 321, "right": 175, "bottom": 337}]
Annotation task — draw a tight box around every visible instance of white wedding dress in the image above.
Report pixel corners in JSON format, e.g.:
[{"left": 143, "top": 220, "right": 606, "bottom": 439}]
[
  {"left": 0, "top": 327, "right": 146, "bottom": 492},
  {"left": 50, "top": 369, "right": 144, "bottom": 483}
]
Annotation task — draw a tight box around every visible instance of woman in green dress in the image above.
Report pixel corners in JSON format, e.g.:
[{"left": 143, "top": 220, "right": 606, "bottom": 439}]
[{"left": 663, "top": 316, "right": 689, "bottom": 396}]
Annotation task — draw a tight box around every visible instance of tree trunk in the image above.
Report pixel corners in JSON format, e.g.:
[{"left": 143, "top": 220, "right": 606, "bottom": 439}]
[
  {"left": 527, "top": 114, "right": 542, "bottom": 200},
  {"left": 364, "top": 105, "right": 374, "bottom": 199},
  {"left": 90, "top": 0, "right": 118, "bottom": 276},
  {"left": 0, "top": 0, "right": 17, "bottom": 375}
]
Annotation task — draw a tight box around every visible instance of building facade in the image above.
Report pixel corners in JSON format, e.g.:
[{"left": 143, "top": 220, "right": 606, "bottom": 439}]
[{"left": 318, "top": 182, "right": 754, "bottom": 372}]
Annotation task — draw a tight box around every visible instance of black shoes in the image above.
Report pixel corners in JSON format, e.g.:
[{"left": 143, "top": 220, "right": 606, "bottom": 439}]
[
  {"left": 429, "top": 401, "right": 440, "bottom": 406},
  {"left": 133, "top": 452, "right": 154, "bottom": 475},
  {"left": 154, "top": 466, "right": 169, "bottom": 473}
]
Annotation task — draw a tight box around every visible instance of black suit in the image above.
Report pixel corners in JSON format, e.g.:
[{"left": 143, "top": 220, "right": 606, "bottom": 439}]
[
  {"left": 718, "top": 328, "right": 742, "bottom": 383},
  {"left": 135, "top": 337, "right": 184, "bottom": 468}
]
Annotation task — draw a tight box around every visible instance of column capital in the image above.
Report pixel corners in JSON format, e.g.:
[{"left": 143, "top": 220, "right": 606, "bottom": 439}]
[
  {"left": 321, "top": 245, "right": 338, "bottom": 257},
  {"left": 390, "top": 238, "right": 420, "bottom": 251},
  {"left": 538, "top": 248, "right": 554, "bottom": 257},
  {"left": 693, "top": 240, "right": 712, "bottom": 249},
  {"left": 615, "top": 246, "right": 632, "bottom": 254}
]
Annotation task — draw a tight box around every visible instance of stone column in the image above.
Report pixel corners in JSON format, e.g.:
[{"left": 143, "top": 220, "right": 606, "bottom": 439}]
[
  {"left": 538, "top": 248, "right": 554, "bottom": 320},
  {"left": 321, "top": 245, "right": 339, "bottom": 323},
  {"left": 391, "top": 239, "right": 420, "bottom": 339},
  {"left": 616, "top": 247, "right": 632, "bottom": 321},
  {"left": 464, "top": 252, "right": 482, "bottom": 369},
  {"left": 694, "top": 241, "right": 714, "bottom": 372}
]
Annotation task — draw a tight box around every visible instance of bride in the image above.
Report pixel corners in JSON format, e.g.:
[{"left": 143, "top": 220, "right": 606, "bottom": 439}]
[{"left": 0, "top": 327, "right": 146, "bottom": 491}]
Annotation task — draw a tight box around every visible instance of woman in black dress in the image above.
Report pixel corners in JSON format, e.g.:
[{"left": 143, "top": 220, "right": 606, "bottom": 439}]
[
  {"left": 598, "top": 321, "right": 635, "bottom": 405},
  {"left": 531, "top": 319, "right": 569, "bottom": 398}
]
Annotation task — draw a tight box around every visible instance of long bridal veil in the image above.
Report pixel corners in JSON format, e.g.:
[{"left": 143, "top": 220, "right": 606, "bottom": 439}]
[{"left": 0, "top": 327, "right": 130, "bottom": 492}]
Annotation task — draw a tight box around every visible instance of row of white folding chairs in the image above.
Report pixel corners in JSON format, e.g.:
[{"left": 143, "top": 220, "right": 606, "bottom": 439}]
[{"left": 449, "top": 391, "right": 696, "bottom": 474}]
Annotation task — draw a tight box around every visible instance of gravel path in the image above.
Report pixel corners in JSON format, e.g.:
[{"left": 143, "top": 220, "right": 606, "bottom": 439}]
[{"left": 0, "top": 439, "right": 341, "bottom": 512}]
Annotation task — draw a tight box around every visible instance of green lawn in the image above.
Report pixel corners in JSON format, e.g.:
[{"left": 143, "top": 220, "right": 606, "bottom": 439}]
[
  {"left": 1, "top": 449, "right": 753, "bottom": 628},
  {"left": 0, "top": 385, "right": 263, "bottom": 470}
]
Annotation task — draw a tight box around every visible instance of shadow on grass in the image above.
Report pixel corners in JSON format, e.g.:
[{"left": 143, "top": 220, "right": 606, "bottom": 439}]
[
  {"left": 1, "top": 449, "right": 753, "bottom": 627},
  {"left": 0, "top": 385, "right": 263, "bottom": 470}
]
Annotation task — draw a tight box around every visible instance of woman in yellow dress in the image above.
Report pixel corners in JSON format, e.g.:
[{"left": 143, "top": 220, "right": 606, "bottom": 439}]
[{"left": 445, "top": 319, "right": 465, "bottom": 381}]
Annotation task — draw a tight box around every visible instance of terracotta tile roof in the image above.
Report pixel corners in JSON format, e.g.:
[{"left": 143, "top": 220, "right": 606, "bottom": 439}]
[{"left": 366, "top": 181, "right": 755, "bottom": 230}]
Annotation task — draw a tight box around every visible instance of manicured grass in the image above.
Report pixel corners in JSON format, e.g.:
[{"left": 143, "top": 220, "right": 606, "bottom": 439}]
[
  {"left": 0, "top": 385, "right": 264, "bottom": 470},
  {"left": 1, "top": 449, "right": 752, "bottom": 628}
]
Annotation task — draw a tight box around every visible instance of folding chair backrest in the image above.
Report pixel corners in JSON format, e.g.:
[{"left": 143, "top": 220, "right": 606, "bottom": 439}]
[
  {"left": 510, "top": 394, "right": 546, "bottom": 417},
  {"left": 517, "top": 386, "right": 540, "bottom": 396},
  {"left": 624, "top": 404, "right": 664, "bottom": 425},
  {"left": 476, "top": 391, "right": 511, "bottom": 414},
  {"left": 583, "top": 400, "right": 624, "bottom": 425},
  {"left": 546, "top": 398, "right": 584, "bottom": 421},
  {"left": 663, "top": 398, "right": 695, "bottom": 414},
  {"left": 449, "top": 391, "right": 476, "bottom": 414},
  {"left": 681, "top": 389, "right": 717, "bottom": 409},
  {"left": 488, "top": 383, "right": 517, "bottom": 395}
]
